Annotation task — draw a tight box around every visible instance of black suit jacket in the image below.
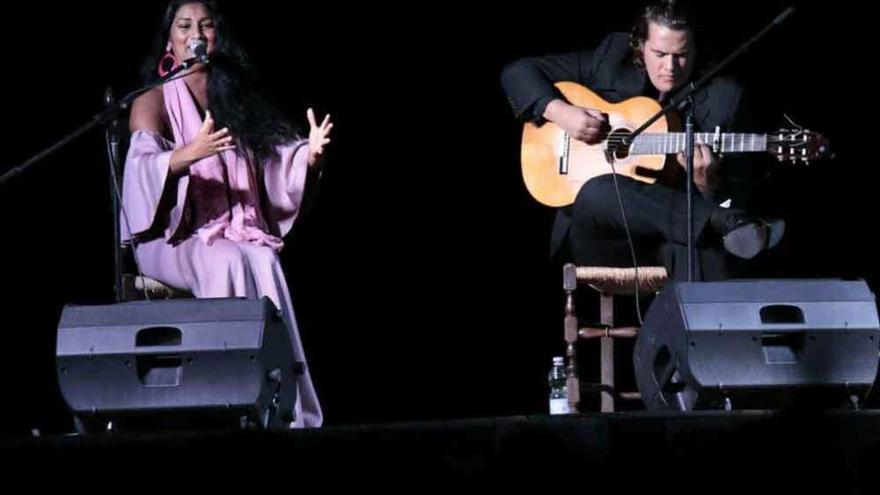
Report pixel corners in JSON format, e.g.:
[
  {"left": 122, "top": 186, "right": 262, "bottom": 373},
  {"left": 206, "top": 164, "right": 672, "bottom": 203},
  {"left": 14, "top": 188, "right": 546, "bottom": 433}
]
[{"left": 501, "top": 32, "right": 758, "bottom": 260}]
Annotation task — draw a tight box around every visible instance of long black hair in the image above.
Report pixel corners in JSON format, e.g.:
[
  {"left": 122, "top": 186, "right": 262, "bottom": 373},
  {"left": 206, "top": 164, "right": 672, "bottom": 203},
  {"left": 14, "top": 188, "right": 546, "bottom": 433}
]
[{"left": 141, "top": 0, "right": 299, "bottom": 164}]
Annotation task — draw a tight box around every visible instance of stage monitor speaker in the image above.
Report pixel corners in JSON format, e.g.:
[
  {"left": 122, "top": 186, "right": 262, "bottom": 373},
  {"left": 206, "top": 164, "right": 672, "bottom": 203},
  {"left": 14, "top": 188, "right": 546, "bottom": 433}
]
[
  {"left": 634, "top": 279, "right": 880, "bottom": 411},
  {"left": 56, "top": 297, "right": 299, "bottom": 432}
]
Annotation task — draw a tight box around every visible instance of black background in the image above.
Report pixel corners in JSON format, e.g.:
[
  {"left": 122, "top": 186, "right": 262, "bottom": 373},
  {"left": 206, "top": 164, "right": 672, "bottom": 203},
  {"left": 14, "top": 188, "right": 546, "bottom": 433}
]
[{"left": 0, "top": 1, "right": 871, "bottom": 435}]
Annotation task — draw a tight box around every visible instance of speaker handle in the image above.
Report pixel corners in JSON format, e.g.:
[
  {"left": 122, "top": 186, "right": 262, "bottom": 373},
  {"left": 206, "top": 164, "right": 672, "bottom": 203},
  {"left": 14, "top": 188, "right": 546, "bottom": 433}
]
[
  {"left": 136, "top": 327, "right": 183, "bottom": 347},
  {"left": 760, "top": 305, "right": 805, "bottom": 325}
]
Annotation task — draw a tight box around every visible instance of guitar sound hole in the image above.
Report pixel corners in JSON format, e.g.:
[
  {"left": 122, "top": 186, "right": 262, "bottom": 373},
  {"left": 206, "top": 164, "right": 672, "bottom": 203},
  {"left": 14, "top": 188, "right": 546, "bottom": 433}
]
[{"left": 608, "top": 129, "right": 631, "bottom": 160}]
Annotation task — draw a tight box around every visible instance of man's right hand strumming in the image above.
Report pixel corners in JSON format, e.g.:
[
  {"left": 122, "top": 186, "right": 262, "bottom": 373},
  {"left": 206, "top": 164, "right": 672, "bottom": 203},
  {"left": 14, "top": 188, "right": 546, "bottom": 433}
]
[{"left": 543, "top": 99, "right": 610, "bottom": 145}]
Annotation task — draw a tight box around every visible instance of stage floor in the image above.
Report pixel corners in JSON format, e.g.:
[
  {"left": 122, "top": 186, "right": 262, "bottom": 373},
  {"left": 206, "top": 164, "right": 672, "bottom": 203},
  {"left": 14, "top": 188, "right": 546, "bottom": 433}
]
[{"left": 2, "top": 411, "right": 878, "bottom": 490}]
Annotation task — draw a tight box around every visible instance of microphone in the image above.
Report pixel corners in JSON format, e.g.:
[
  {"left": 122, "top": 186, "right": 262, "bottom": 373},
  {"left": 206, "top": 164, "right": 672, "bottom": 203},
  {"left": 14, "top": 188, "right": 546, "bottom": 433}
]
[
  {"left": 773, "top": 6, "right": 796, "bottom": 26},
  {"left": 180, "top": 39, "right": 210, "bottom": 69}
]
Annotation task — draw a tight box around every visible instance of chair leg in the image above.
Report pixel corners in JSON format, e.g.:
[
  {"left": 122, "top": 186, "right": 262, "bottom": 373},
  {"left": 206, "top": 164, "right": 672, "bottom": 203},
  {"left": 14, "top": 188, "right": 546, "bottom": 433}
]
[
  {"left": 600, "top": 293, "right": 615, "bottom": 413},
  {"left": 563, "top": 264, "right": 580, "bottom": 413}
]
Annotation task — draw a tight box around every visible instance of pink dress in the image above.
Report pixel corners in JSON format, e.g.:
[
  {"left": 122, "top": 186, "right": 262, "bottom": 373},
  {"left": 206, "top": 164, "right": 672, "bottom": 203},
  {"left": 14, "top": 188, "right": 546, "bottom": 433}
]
[{"left": 121, "top": 77, "right": 322, "bottom": 428}]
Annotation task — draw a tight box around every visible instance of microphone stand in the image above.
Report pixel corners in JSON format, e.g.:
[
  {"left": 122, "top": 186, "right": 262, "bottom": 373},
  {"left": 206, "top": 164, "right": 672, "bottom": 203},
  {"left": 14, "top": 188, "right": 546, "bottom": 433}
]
[
  {"left": 0, "top": 55, "right": 207, "bottom": 188},
  {"left": 615, "top": 6, "right": 795, "bottom": 281}
]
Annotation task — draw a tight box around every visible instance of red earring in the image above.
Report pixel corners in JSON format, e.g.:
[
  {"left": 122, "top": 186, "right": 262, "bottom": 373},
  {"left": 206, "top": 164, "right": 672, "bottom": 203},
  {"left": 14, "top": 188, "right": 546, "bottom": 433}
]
[{"left": 158, "top": 48, "right": 178, "bottom": 77}]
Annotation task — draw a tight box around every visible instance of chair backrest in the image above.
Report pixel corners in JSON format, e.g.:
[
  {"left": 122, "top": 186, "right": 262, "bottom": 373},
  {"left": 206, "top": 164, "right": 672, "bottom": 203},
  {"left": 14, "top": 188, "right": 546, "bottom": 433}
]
[{"left": 105, "top": 87, "right": 194, "bottom": 302}]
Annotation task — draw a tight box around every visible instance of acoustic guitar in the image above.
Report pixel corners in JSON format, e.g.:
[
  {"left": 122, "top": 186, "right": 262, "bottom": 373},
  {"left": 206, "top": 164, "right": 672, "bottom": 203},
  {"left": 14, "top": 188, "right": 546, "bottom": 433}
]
[{"left": 521, "top": 82, "right": 829, "bottom": 207}]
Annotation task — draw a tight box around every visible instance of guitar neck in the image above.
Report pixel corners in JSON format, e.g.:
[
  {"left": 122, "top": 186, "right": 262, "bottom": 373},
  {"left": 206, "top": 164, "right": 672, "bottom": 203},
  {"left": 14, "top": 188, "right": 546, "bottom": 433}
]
[{"left": 630, "top": 133, "right": 768, "bottom": 155}]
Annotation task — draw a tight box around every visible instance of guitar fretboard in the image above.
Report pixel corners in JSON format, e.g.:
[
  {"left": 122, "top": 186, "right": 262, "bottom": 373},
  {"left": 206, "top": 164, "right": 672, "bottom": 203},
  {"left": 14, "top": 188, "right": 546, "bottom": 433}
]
[{"left": 629, "top": 133, "right": 768, "bottom": 155}]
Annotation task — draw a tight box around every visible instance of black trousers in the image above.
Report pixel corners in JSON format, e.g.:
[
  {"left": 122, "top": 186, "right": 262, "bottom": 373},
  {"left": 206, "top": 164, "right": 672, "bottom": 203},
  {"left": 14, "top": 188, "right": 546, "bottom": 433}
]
[{"left": 566, "top": 175, "right": 745, "bottom": 281}]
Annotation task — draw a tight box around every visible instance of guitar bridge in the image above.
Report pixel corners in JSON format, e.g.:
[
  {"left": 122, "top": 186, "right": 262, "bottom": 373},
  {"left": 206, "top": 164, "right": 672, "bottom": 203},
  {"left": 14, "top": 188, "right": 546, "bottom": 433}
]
[{"left": 559, "top": 133, "right": 571, "bottom": 175}]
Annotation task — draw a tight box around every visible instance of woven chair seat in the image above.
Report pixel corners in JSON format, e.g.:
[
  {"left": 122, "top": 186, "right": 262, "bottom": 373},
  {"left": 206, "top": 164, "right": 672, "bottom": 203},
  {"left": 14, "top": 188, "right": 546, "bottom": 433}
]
[
  {"left": 575, "top": 266, "right": 668, "bottom": 295},
  {"left": 122, "top": 274, "right": 193, "bottom": 300}
]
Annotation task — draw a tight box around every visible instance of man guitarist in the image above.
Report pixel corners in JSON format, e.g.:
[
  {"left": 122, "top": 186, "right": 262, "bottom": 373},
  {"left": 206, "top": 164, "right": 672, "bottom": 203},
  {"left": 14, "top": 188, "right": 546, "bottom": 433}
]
[{"left": 501, "top": 0, "right": 784, "bottom": 280}]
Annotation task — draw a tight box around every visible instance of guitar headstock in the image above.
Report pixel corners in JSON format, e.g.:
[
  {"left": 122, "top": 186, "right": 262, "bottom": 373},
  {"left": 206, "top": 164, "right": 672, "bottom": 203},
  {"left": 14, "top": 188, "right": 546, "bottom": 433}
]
[{"left": 767, "top": 128, "right": 832, "bottom": 164}]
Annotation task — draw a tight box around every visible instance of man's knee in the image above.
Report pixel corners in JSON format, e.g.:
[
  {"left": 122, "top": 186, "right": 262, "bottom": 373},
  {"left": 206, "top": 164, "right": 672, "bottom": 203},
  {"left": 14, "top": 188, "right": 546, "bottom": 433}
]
[{"left": 574, "top": 174, "right": 636, "bottom": 220}]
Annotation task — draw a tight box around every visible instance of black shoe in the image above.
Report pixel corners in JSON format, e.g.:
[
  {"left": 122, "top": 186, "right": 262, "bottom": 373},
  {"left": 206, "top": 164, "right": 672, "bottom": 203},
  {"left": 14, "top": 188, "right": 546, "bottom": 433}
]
[{"left": 710, "top": 209, "right": 785, "bottom": 260}]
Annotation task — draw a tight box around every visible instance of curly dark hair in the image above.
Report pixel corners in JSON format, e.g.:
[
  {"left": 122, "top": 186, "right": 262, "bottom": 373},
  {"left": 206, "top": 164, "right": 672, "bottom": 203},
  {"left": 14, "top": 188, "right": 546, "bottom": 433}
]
[{"left": 629, "top": 0, "right": 706, "bottom": 68}]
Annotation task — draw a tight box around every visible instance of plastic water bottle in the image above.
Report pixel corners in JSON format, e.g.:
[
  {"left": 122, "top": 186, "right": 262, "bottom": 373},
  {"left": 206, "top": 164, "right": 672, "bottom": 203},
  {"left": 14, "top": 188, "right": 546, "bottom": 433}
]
[{"left": 548, "top": 356, "right": 571, "bottom": 415}]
